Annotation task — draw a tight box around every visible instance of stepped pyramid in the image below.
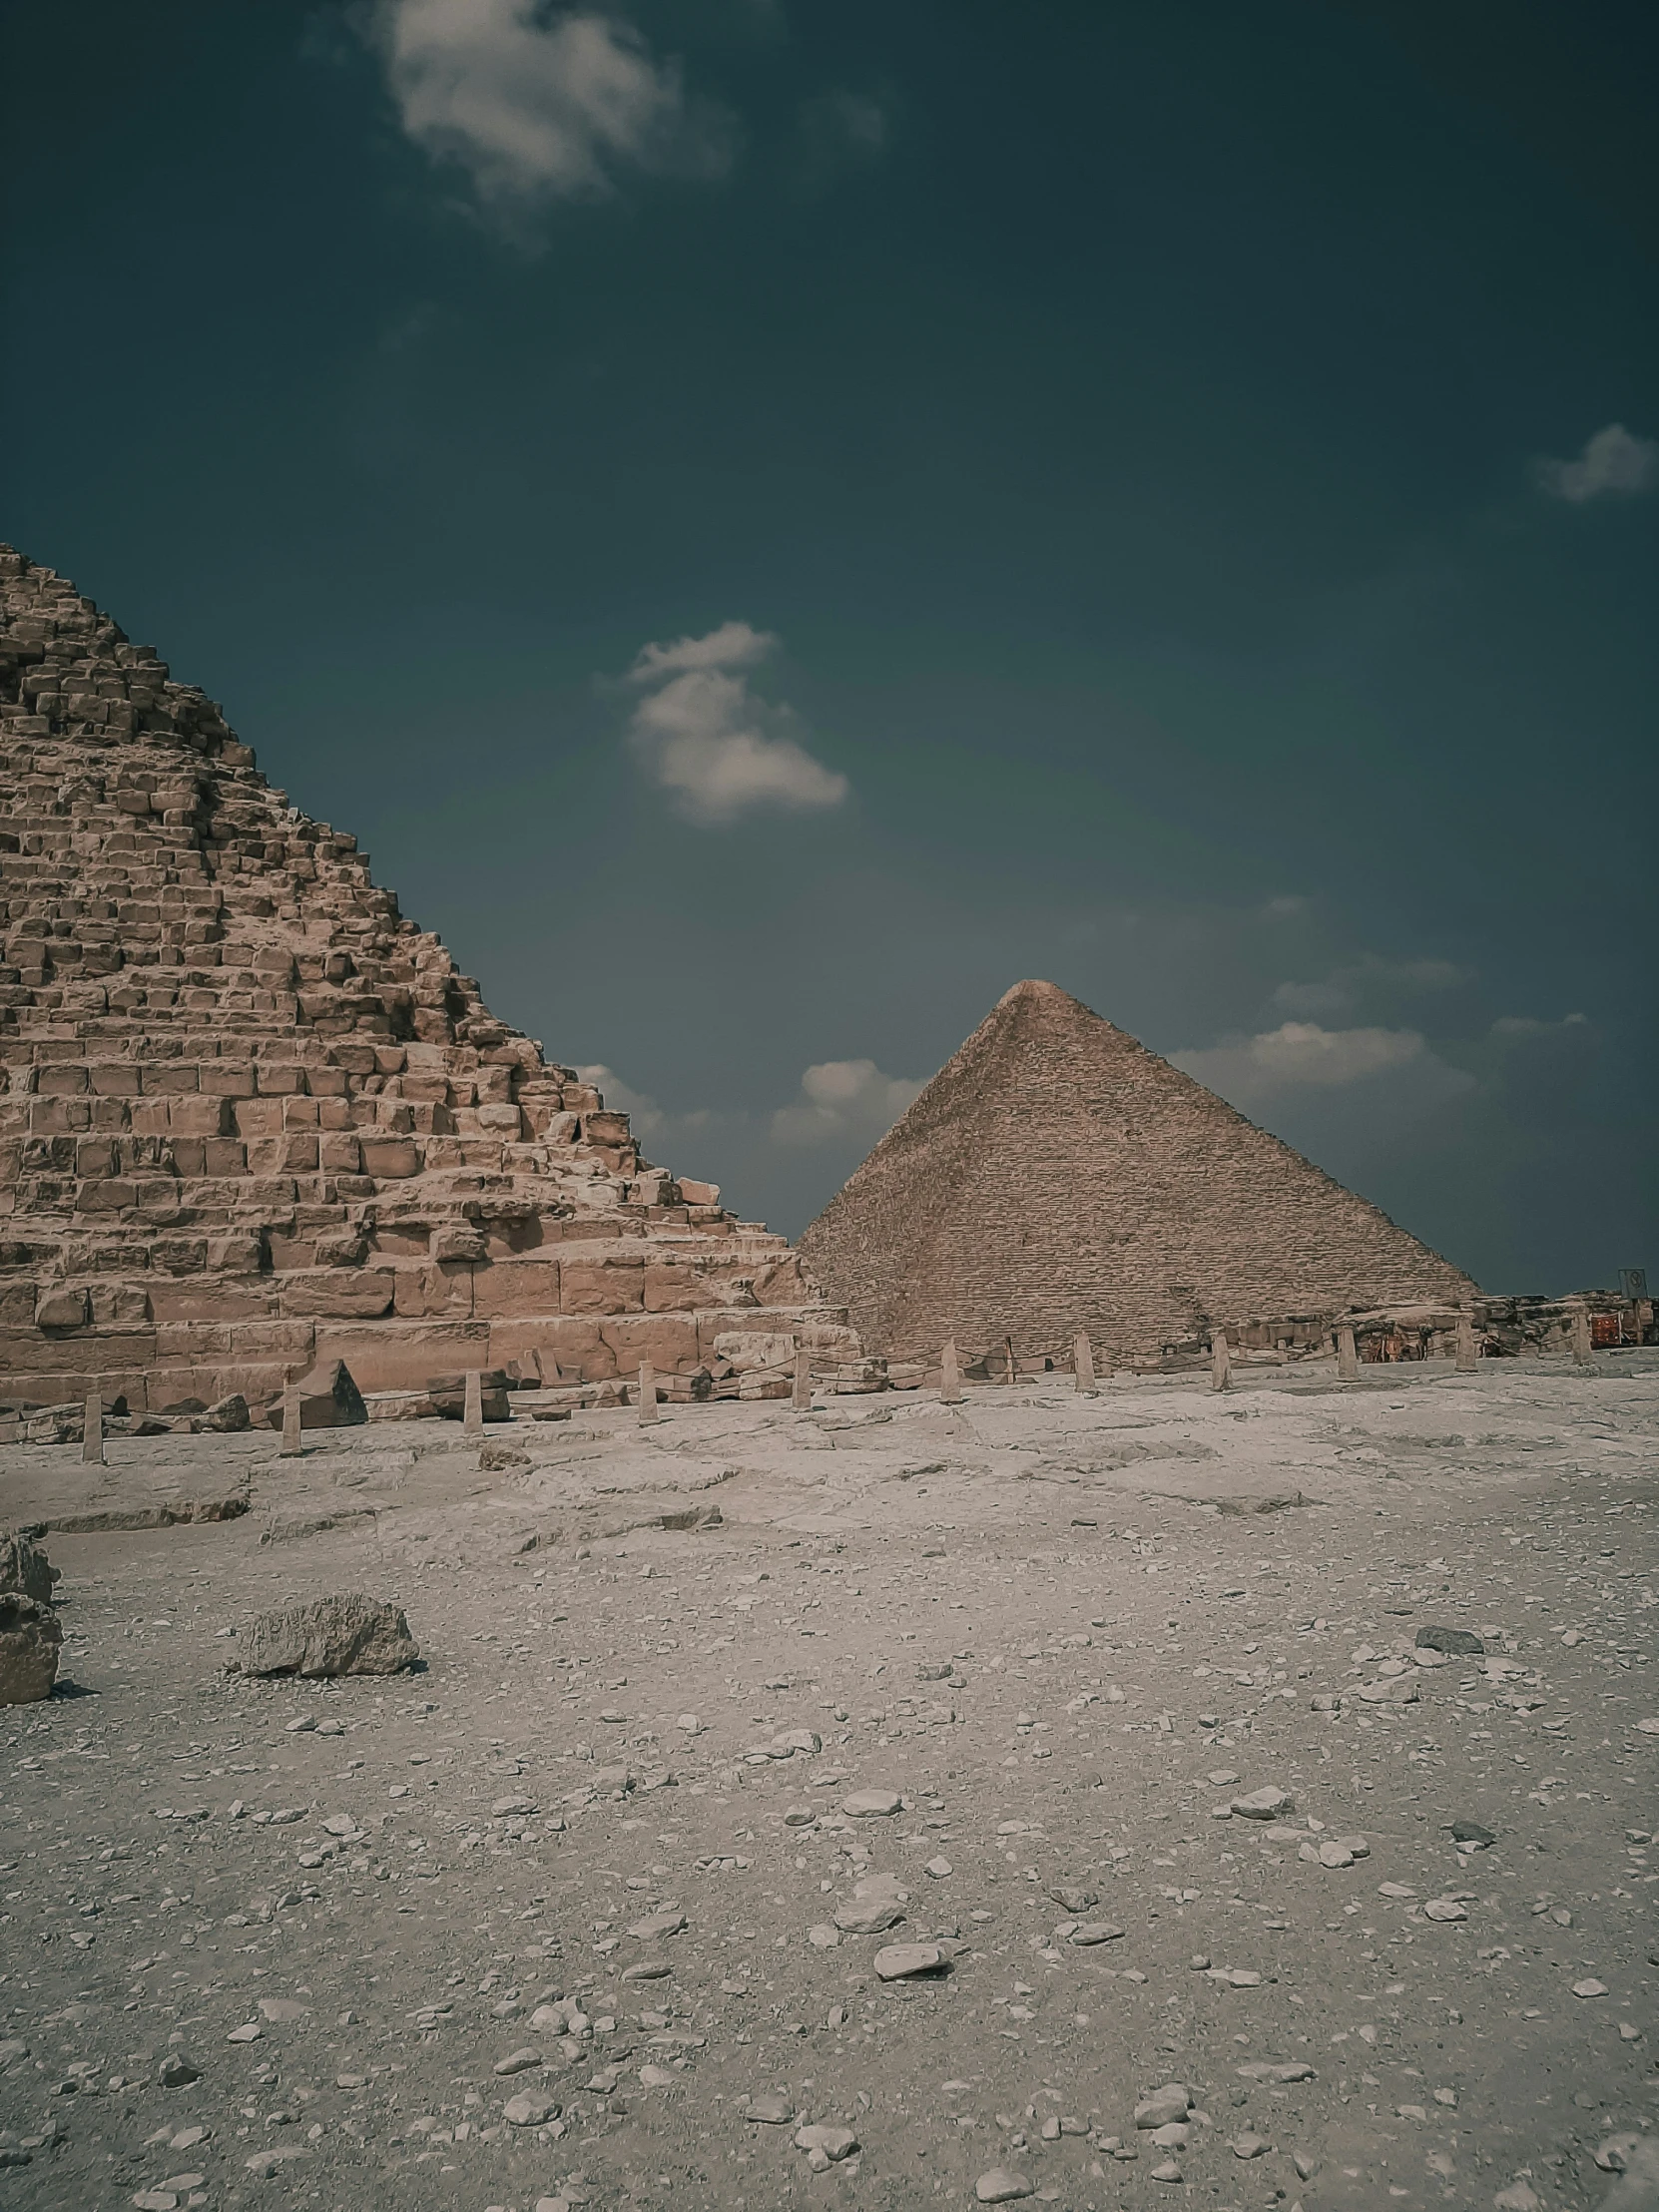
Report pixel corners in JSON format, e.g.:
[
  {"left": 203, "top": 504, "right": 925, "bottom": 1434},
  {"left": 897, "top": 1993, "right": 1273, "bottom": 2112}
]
[
  {"left": 798, "top": 978, "right": 1476, "bottom": 1362},
  {"left": 0, "top": 545, "right": 853, "bottom": 1411}
]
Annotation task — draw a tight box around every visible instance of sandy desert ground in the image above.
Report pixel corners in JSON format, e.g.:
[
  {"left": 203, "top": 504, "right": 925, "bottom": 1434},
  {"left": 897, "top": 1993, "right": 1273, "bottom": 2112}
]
[{"left": 1, "top": 1351, "right": 1656, "bottom": 2212}]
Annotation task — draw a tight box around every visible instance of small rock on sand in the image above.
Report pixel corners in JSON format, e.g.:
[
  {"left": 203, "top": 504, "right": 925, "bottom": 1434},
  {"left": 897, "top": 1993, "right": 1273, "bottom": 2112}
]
[
  {"left": 842, "top": 1789, "right": 902, "bottom": 1817},
  {"left": 243, "top": 1593, "right": 418, "bottom": 1678},
  {"left": 975, "top": 2170, "right": 1035, "bottom": 2203},
  {"left": 1230, "top": 1787, "right": 1294, "bottom": 1820},
  {"left": 873, "top": 1943, "right": 944, "bottom": 1979},
  {"left": 1416, "top": 1625, "right": 1484, "bottom": 1656}
]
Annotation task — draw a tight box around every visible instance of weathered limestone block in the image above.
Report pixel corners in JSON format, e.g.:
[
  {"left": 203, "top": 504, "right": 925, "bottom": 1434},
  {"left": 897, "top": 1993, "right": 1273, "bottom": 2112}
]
[
  {"left": 34, "top": 1286, "right": 88, "bottom": 1331},
  {"left": 277, "top": 1270, "right": 396, "bottom": 1320},
  {"left": 431, "top": 1225, "right": 488, "bottom": 1264},
  {"left": 359, "top": 1136, "right": 420, "bottom": 1178},
  {"left": 148, "top": 1277, "right": 276, "bottom": 1324},
  {"left": 392, "top": 1264, "right": 474, "bottom": 1319},
  {"left": 308, "top": 1322, "right": 488, "bottom": 1392},
  {"left": 484, "top": 1317, "right": 613, "bottom": 1382},
  {"left": 243, "top": 1592, "right": 417, "bottom": 1677},
  {"left": 471, "top": 1259, "right": 561, "bottom": 1319},
  {"left": 0, "top": 1592, "right": 61, "bottom": 1703},
  {"left": 561, "top": 1258, "right": 644, "bottom": 1315},
  {"left": 261, "top": 1357, "right": 365, "bottom": 1430},
  {"left": 644, "top": 1264, "right": 722, "bottom": 1312},
  {"left": 600, "top": 1315, "right": 700, "bottom": 1374},
  {"left": 715, "top": 1330, "right": 799, "bottom": 1374}
]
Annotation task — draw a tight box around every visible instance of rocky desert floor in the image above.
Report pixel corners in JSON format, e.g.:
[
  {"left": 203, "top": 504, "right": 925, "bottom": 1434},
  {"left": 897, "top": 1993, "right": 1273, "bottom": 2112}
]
[{"left": 1, "top": 1353, "right": 1656, "bottom": 2212}]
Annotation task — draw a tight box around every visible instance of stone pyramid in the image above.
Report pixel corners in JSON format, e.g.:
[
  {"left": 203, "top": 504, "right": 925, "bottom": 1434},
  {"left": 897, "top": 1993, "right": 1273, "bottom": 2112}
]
[
  {"left": 0, "top": 545, "right": 853, "bottom": 1411},
  {"left": 798, "top": 978, "right": 1475, "bottom": 1362}
]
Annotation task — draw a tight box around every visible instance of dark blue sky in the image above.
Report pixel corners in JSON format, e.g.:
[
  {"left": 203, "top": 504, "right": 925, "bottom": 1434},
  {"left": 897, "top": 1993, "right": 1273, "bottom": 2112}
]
[{"left": 5, "top": 0, "right": 1655, "bottom": 1289}]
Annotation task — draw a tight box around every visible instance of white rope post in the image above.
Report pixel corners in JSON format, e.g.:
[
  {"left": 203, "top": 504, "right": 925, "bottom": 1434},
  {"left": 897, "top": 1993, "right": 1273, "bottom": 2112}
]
[
  {"left": 82, "top": 1382, "right": 104, "bottom": 1465},
  {"left": 1074, "top": 1333, "right": 1096, "bottom": 1396},
  {"left": 279, "top": 1382, "right": 302, "bottom": 1456},
  {"left": 940, "top": 1340, "right": 963, "bottom": 1404},
  {"left": 1210, "top": 1329, "right": 1231, "bottom": 1391}
]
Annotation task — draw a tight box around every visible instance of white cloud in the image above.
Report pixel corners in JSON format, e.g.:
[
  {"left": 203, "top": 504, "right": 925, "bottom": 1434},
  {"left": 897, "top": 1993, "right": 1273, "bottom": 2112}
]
[
  {"left": 1535, "top": 422, "right": 1659, "bottom": 503},
  {"left": 1271, "top": 954, "right": 1473, "bottom": 1019},
  {"left": 1488, "top": 1012, "right": 1590, "bottom": 1042},
  {"left": 375, "top": 0, "right": 729, "bottom": 202},
  {"left": 620, "top": 622, "right": 848, "bottom": 825},
  {"left": 1174, "top": 1022, "right": 1475, "bottom": 1112},
  {"left": 626, "top": 620, "right": 776, "bottom": 683},
  {"left": 771, "top": 1058, "right": 923, "bottom": 1148}
]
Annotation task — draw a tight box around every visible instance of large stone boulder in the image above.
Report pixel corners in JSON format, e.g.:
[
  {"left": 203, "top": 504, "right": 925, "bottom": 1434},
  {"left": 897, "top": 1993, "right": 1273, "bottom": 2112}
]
[
  {"left": 0, "top": 1593, "right": 62, "bottom": 1703},
  {"left": 243, "top": 1593, "right": 419, "bottom": 1678},
  {"left": 0, "top": 1529, "right": 57, "bottom": 1605},
  {"left": 262, "top": 1360, "right": 367, "bottom": 1431}
]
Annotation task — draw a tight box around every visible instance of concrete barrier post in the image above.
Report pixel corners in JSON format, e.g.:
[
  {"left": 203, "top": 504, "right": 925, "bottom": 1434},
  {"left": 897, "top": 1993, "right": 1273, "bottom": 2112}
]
[
  {"left": 1455, "top": 1312, "right": 1477, "bottom": 1373},
  {"left": 463, "top": 1370, "right": 484, "bottom": 1435},
  {"left": 940, "top": 1340, "right": 963, "bottom": 1404},
  {"left": 638, "top": 1360, "right": 659, "bottom": 1423},
  {"left": 1210, "top": 1329, "right": 1231, "bottom": 1391},
  {"left": 793, "top": 1346, "right": 813, "bottom": 1413},
  {"left": 280, "top": 1382, "right": 303, "bottom": 1456},
  {"left": 82, "top": 1385, "right": 104, "bottom": 1466},
  {"left": 1338, "top": 1324, "right": 1360, "bottom": 1381},
  {"left": 1074, "top": 1332, "right": 1096, "bottom": 1395}
]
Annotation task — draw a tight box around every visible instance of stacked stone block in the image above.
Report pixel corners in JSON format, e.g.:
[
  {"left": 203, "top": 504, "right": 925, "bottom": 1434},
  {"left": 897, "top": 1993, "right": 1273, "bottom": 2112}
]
[{"left": 0, "top": 546, "right": 854, "bottom": 1409}]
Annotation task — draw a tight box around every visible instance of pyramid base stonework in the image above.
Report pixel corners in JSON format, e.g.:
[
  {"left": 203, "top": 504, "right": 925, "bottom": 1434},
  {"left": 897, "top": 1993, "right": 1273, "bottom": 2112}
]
[{"left": 0, "top": 546, "right": 856, "bottom": 1410}]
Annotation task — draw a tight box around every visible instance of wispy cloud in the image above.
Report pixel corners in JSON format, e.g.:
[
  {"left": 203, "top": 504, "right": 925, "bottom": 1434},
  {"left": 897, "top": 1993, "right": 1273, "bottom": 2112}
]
[
  {"left": 373, "top": 0, "right": 732, "bottom": 203},
  {"left": 771, "top": 1058, "right": 923, "bottom": 1148},
  {"left": 796, "top": 86, "right": 892, "bottom": 189},
  {"left": 1535, "top": 422, "right": 1659, "bottom": 503},
  {"left": 1488, "top": 1012, "right": 1590, "bottom": 1042},
  {"left": 1270, "top": 954, "right": 1473, "bottom": 1020},
  {"left": 620, "top": 622, "right": 849, "bottom": 825},
  {"left": 1174, "top": 1022, "right": 1475, "bottom": 1113}
]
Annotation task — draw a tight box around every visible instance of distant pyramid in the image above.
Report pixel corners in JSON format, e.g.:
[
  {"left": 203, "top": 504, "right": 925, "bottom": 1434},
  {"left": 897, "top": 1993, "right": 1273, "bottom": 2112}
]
[{"left": 798, "top": 979, "right": 1475, "bottom": 1361}]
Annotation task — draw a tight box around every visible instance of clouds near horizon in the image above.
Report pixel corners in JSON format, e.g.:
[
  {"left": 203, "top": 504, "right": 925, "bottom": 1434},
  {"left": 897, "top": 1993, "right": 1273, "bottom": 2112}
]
[
  {"left": 1173, "top": 1020, "right": 1476, "bottom": 1118},
  {"left": 771, "top": 1058, "right": 923, "bottom": 1148}
]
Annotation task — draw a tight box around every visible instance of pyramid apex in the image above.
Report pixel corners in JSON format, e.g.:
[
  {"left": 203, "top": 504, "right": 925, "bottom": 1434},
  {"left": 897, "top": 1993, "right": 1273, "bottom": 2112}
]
[{"left": 997, "top": 977, "right": 1068, "bottom": 1006}]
